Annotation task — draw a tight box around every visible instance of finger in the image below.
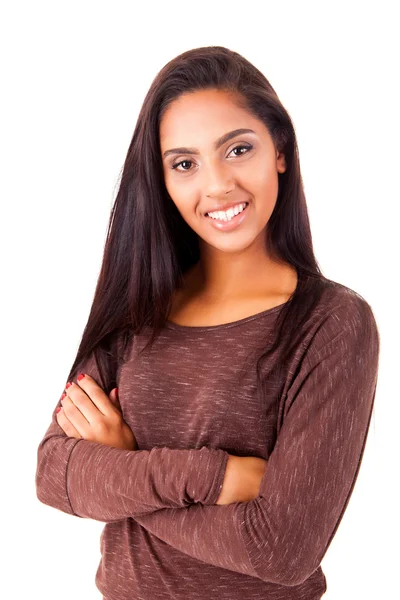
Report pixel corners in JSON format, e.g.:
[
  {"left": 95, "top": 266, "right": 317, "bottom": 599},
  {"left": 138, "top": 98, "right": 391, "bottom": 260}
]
[
  {"left": 60, "top": 393, "right": 91, "bottom": 437},
  {"left": 73, "top": 373, "right": 114, "bottom": 416},
  {"left": 109, "top": 388, "right": 120, "bottom": 408},
  {"left": 56, "top": 405, "right": 83, "bottom": 439},
  {"left": 65, "top": 380, "right": 109, "bottom": 424}
]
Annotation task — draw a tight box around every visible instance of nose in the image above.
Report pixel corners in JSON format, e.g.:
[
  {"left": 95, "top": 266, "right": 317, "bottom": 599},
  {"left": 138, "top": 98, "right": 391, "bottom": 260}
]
[{"left": 204, "top": 161, "right": 235, "bottom": 198}]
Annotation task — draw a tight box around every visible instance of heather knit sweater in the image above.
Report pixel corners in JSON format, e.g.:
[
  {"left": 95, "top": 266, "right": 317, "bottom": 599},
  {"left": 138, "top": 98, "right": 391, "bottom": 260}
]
[{"left": 36, "top": 281, "right": 380, "bottom": 600}]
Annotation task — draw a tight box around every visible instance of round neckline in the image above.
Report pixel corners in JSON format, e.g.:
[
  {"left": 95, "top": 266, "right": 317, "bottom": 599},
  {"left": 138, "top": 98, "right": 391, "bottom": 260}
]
[{"left": 164, "top": 299, "right": 292, "bottom": 332}]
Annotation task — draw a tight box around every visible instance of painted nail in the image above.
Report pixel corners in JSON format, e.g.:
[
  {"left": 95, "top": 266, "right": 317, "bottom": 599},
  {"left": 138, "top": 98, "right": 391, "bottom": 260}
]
[
  {"left": 65, "top": 382, "right": 72, "bottom": 389},
  {"left": 77, "top": 373, "right": 85, "bottom": 381}
]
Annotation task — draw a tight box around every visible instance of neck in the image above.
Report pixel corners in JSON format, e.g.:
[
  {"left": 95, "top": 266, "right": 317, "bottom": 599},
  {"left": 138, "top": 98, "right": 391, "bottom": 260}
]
[{"left": 186, "top": 244, "right": 295, "bottom": 301}]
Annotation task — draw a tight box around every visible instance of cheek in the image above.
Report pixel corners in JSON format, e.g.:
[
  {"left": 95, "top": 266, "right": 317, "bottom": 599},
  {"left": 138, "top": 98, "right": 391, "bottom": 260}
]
[
  {"left": 164, "top": 177, "right": 199, "bottom": 216},
  {"left": 164, "top": 180, "right": 185, "bottom": 210},
  {"left": 165, "top": 172, "right": 186, "bottom": 198},
  {"left": 251, "top": 166, "right": 279, "bottom": 202},
  {"left": 167, "top": 189, "right": 198, "bottom": 222},
  {"left": 240, "top": 153, "right": 277, "bottom": 191}
]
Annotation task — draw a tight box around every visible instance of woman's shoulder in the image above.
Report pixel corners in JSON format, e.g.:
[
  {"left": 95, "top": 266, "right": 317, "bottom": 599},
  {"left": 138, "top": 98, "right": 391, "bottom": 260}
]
[
  {"left": 318, "top": 278, "right": 377, "bottom": 322},
  {"left": 305, "top": 278, "right": 379, "bottom": 357}
]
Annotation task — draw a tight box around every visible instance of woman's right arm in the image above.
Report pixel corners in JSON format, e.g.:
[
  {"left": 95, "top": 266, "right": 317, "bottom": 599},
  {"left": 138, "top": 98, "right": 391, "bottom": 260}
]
[
  {"left": 36, "top": 393, "right": 264, "bottom": 523},
  {"left": 35, "top": 352, "right": 230, "bottom": 523},
  {"left": 36, "top": 342, "right": 265, "bottom": 522},
  {"left": 36, "top": 396, "right": 262, "bottom": 522},
  {"left": 36, "top": 417, "right": 230, "bottom": 523}
]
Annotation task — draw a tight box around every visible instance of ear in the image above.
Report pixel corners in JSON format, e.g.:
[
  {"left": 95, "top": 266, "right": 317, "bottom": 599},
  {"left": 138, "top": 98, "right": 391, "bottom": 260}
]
[{"left": 276, "top": 151, "right": 287, "bottom": 173}]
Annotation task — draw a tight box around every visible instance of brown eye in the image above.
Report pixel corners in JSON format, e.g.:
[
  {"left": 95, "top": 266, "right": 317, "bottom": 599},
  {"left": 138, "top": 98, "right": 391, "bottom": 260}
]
[
  {"left": 170, "top": 143, "right": 253, "bottom": 173},
  {"left": 229, "top": 144, "right": 253, "bottom": 157},
  {"left": 171, "top": 159, "right": 193, "bottom": 172}
]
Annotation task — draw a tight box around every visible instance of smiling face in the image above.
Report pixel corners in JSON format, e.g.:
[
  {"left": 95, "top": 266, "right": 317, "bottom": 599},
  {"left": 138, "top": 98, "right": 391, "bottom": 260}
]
[{"left": 159, "top": 88, "right": 287, "bottom": 257}]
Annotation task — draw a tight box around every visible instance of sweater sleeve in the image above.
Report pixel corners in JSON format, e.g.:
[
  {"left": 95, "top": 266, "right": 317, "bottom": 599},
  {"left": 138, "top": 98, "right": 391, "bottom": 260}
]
[
  {"left": 35, "top": 345, "right": 229, "bottom": 523},
  {"left": 132, "top": 298, "right": 380, "bottom": 587}
]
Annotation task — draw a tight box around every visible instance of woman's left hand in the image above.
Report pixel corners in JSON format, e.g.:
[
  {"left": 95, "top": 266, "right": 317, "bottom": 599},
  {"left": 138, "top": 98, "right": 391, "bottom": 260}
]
[{"left": 56, "top": 373, "right": 138, "bottom": 451}]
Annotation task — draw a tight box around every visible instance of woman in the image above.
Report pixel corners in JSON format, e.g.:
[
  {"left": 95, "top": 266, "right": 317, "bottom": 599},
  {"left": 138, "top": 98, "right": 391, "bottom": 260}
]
[{"left": 35, "top": 46, "right": 380, "bottom": 600}]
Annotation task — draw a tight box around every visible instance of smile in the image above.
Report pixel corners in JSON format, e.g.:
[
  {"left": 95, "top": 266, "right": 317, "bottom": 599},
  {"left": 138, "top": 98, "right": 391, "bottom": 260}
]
[
  {"left": 204, "top": 202, "right": 250, "bottom": 232},
  {"left": 206, "top": 202, "right": 248, "bottom": 221}
]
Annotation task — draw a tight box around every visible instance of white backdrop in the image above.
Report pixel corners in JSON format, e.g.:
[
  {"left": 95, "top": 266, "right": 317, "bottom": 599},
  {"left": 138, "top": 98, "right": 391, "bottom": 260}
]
[{"left": 1, "top": 1, "right": 398, "bottom": 598}]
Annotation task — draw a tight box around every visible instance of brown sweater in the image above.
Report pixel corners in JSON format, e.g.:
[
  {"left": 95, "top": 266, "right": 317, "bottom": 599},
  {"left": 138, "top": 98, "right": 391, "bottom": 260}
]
[{"left": 35, "top": 281, "right": 380, "bottom": 600}]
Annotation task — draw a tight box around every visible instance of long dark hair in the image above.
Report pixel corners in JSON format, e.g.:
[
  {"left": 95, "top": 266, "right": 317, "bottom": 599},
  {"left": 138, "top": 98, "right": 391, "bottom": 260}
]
[{"left": 64, "top": 45, "right": 338, "bottom": 402}]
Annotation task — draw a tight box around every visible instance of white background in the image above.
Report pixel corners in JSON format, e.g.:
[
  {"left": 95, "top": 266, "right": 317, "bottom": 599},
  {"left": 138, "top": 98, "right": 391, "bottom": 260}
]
[{"left": 1, "top": 1, "right": 398, "bottom": 598}]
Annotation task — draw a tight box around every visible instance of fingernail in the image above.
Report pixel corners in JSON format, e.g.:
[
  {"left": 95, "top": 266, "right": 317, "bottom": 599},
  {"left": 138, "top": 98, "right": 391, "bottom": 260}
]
[
  {"left": 77, "top": 373, "right": 85, "bottom": 381},
  {"left": 65, "top": 382, "right": 72, "bottom": 389},
  {"left": 56, "top": 407, "right": 62, "bottom": 413},
  {"left": 115, "top": 388, "right": 118, "bottom": 395}
]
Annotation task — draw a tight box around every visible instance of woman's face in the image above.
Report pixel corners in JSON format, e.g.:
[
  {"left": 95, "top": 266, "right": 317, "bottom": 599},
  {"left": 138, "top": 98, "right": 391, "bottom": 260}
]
[{"left": 159, "top": 88, "right": 286, "bottom": 255}]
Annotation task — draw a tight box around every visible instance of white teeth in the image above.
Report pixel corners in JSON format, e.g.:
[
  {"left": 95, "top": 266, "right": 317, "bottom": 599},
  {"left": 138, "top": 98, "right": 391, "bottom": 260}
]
[{"left": 207, "top": 202, "right": 247, "bottom": 221}]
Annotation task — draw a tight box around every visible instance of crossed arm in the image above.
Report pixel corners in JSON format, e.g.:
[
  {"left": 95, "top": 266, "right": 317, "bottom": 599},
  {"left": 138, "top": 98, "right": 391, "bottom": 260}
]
[
  {"left": 132, "top": 322, "right": 379, "bottom": 585},
  {"left": 36, "top": 301, "right": 380, "bottom": 586}
]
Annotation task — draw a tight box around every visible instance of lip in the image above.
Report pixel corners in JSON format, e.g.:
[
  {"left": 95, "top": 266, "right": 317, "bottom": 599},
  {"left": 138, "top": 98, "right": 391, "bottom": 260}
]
[{"left": 204, "top": 202, "right": 250, "bottom": 232}]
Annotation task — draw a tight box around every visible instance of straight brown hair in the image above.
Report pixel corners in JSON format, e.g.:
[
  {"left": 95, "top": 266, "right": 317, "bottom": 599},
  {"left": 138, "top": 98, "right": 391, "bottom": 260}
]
[{"left": 62, "top": 45, "right": 356, "bottom": 414}]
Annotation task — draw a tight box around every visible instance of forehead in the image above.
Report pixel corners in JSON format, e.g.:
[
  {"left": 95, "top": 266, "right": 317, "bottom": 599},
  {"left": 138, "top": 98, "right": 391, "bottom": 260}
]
[{"left": 159, "top": 89, "right": 263, "bottom": 146}]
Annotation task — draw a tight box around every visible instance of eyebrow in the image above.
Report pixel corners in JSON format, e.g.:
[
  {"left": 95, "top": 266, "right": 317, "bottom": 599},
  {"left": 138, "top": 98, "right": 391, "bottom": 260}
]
[{"left": 162, "top": 128, "right": 256, "bottom": 159}]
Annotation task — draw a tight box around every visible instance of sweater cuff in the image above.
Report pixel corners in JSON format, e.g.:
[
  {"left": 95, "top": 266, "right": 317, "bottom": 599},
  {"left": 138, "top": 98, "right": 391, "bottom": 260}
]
[{"left": 199, "top": 448, "right": 230, "bottom": 506}]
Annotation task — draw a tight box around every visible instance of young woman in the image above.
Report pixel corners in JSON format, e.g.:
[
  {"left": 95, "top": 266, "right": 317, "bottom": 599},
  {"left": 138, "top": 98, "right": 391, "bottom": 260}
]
[{"left": 36, "top": 46, "right": 380, "bottom": 600}]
